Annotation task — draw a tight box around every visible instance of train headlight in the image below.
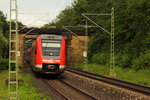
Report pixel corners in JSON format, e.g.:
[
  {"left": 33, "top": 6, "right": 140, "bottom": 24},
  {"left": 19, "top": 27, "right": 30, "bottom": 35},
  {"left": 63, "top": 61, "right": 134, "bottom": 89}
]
[{"left": 50, "top": 53, "right": 53, "bottom": 56}]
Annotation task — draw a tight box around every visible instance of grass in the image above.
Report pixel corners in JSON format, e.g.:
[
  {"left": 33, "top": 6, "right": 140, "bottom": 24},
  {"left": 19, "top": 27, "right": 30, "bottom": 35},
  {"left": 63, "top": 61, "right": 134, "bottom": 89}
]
[
  {"left": 19, "top": 73, "right": 50, "bottom": 100},
  {"left": 75, "top": 63, "right": 150, "bottom": 86},
  {"left": 0, "top": 70, "right": 51, "bottom": 100},
  {"left": 0, "top": 70, "right": 8, "bottom": 100}
]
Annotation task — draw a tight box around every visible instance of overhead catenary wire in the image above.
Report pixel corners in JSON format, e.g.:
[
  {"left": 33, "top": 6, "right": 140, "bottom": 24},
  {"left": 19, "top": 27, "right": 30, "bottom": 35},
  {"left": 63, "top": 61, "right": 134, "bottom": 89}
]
[
  {"left": 19, "top": 13, "right": 49, "bottom": 31},
  {"left": 82, "top": 13, "right": 111, "bottom": 35},
  {"left": 19, "top": 13, "right": 51, "bottom": 38},
  {"left": 19, "top": 12, "right": 50, "bottom": 15},
  {"left": 18, "top": 0, "right": 73, "bottom": 36},
  {"left": 61, "top": 0, "right": 70, "bottom": 10},
  {"left": 48, "top": 0, "right": 71, "bottom": 23},
  {"left": 82, "top": 8, "right": 116, "bottom": 77},
  {"left": 21, "top": 27, "right": 37, "bottom": 37},
  {"left": 19, "top": 0, "right": 71, "bottom": 36},
  {"left": 48, "top": 0, "right": 62, "bottom": 23},
  {"left": 62, "top": 26, "right": 78, "bottom": 36}
]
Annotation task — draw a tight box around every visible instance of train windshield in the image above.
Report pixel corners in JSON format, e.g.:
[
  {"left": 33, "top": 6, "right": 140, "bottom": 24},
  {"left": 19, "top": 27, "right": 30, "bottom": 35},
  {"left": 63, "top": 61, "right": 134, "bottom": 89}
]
[{"left": 42, "top": 39, "right": 61, "bottom": 59}]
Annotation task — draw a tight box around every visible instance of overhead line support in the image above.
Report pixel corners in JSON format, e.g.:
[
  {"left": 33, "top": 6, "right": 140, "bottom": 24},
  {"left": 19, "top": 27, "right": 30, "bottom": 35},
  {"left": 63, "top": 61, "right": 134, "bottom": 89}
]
[
  {"left": 110, "top": 7, "right": 115, "bottom": 76},
  {"left": 83, "top": 13, "right": 111, "bottom": 16},
  {"left": 9, "top": 0, "right": 19, "bottom": 99},
  {"left": 82, "top": 7, "right": 116, "bottom": 78},
  {"left": 62, "top": 24, "right": 90, "bottom": 68},
  {"left": 82, "top": 13, "right": 111, "bottom": 35},
  {"left": 62, "top": 26, "right": 78, "bottom": 36}
]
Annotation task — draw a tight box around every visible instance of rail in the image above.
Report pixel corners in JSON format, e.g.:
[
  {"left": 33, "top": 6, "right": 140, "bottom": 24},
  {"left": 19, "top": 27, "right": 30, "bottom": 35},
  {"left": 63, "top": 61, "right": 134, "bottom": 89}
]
[
  {"left": 59, "top": 79, "right": 97, "bottom": 100},
  {"left": 66, "top": 67, "right": 150, "bottom": 95},
  {"left": 41, "top": 79, "right": 69, "bottom": 100}
]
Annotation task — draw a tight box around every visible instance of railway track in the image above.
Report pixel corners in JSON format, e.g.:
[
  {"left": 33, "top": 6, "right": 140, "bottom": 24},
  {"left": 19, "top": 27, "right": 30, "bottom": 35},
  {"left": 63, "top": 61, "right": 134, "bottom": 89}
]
[
  {"left": 41, "top": 77, "right": 96, "bottom": 100},
  {"left": 58, "top": 79, "right": 96, "bottom": 100},
  {"left": 66, "top": 67, "right": 150, "bottom": 96},
  {"left": 41, "top": 79, "right": 69, "bottom": 100}
]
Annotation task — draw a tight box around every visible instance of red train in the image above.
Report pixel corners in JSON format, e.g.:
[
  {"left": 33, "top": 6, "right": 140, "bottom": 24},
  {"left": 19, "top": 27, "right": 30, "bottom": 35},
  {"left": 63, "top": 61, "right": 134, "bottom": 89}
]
[{"left": 27, "top": 35, "right": 66, "bottom": 75}]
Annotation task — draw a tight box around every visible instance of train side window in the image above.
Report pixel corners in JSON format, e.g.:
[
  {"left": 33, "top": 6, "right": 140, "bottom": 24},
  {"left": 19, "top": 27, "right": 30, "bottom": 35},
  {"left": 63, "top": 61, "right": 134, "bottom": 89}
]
[
  {"left": 34, "top": 42, "right": 36, "bottom": 54},
  {"left": 35, "top": 47, "right": 36, "bottom": 54}
]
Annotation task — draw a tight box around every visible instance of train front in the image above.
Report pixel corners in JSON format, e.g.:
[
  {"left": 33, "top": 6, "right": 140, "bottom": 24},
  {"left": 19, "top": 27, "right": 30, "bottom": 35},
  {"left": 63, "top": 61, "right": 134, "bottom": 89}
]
[{"left": 35, "top": 35, "right": 66, "bottom": 74}]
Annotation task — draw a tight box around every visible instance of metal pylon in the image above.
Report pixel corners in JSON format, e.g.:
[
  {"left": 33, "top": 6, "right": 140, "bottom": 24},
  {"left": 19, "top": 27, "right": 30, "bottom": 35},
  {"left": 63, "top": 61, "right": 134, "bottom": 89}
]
[
  {"left": 82, "top": 7, "right": 116, "bottom": 77},
  {"left": 9, "top": 0, "right": 18, "bottom": 99},
  {"left": 84, "top": 20, "right": 88, "bottom": 68},
  {"left": 110, "top": 7, "right": 115, "bottom": 74}
]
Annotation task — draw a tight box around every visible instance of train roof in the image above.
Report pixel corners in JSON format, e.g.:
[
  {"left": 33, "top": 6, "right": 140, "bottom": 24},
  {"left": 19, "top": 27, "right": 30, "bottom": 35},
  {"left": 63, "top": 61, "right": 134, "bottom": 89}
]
[{"left": 40, "top": 35, "right": 62, "bottom": 40}]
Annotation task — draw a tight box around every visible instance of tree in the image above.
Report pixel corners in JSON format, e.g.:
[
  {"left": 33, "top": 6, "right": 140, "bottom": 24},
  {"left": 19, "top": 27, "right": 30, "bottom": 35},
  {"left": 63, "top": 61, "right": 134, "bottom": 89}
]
[
  {"left": 43, "top": 0, "right": 150, "bottom": 69},
  {"left": 0, "top": 11, "right": 9, "bottom": 35}
]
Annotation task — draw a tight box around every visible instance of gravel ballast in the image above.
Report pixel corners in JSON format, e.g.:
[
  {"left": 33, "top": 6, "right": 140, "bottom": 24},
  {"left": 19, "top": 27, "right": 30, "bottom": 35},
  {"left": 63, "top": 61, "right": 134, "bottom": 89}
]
[{"left": 62, "top": 71, "right": 150, "bottom": 100}]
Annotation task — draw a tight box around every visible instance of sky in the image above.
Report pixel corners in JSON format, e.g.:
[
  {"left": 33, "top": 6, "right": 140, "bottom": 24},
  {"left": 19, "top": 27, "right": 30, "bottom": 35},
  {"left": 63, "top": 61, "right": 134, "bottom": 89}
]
[{"left": 0, "top": 0, "right": 74, "bottom": 27}]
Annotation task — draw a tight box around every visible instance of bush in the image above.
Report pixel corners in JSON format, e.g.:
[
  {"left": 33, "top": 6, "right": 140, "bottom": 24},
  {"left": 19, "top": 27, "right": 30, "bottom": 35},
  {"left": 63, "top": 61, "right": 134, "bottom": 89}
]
[
  {"left": 19, "top": 74, "right": 50, "bottom": 100},
  {"left": 91, "top": 53, "right": 109, "bottom": 65},
  {"left": 0, "top": 34, "right": 9, "bottom": 71},
  {"left": 0, "top": 58, "right": 9, "bottom": 70},
  {"left": 132, "top": 50, "right": 150, "bottom": 70},
  {"left": 116, "top": 54, "right": 132, "bottom": 68},
  {"left": 0, "top": 34, "right": 8, "bottom": 58}
]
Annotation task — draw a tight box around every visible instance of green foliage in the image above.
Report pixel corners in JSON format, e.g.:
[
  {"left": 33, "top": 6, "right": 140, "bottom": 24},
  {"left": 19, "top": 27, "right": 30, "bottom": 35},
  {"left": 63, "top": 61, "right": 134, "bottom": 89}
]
[
  {"left": 0, "top": 11, "right": 9, "bottom": 35},
  {"left": 44, "top": 0, "right": 150, "bottom": 69},
  {"left": 0, "top": 10, "right": 25, "bottom": 71},
  {"left": 0, "top": 11, "right": 24, "bottom": 37},
  {"left": 76, "top": 63, "right": 110, "bottom": 75},
  {"left": 0, "top": 71, "right": 50, "bottom": 100},
  {"left": 132, "top": 50, "right": 150, "bottom": 70},
  {"left": 0, "top": 58, "right": 9, "bottom": 70},
  {"left": 91, "top": 53, "right": 109, "bottom": 65},
  {"left": 0, "top": 70, "right": 8, "bottom": 99},
  {"left": 115, "top": 66, "right": 150, "bottom": 86},
  {"left": 0, "top": 34, "right": 9, "bottom": 70},
  {"left": 0, "top": 11, "right": 9, "bottom": 68},
  {"left": 0, "top": 33, "right": 9, "bottom": 71},
  {"left": 0, "top": 34, "right": 9, "bottom": 58},
  {"left": 19, "top": 74, "right": 50, "bottom": 100},
  {"left": 8, "top": 21, "right": 25, "bottom": 30},
  {"left": 116, "top": 54, "right": 132, "bottom": 68},
  {"left": 76, "top": 64, "right": 150, "bottom": 86}
]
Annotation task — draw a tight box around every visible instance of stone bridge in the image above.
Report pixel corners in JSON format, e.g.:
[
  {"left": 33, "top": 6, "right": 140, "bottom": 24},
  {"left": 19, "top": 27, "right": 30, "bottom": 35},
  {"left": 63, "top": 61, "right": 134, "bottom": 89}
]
[{"left": 18, "top": 34, "right": 90, "bottom": 67}]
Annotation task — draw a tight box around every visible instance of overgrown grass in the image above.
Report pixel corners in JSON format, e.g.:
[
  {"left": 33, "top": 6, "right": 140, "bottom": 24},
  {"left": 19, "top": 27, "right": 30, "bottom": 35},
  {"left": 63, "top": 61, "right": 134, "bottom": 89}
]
[
  {"left": 0, "top": 70, "right": 8, "bottom": 100},
  {"left": 75, "top": 63, "right": 150, "bottom": 86},
  {"left": 19, "top": 73, "right": 50, "bottom": 100},
  {"left": 0, "top": 70, "right": 50, "bottom": 100}
]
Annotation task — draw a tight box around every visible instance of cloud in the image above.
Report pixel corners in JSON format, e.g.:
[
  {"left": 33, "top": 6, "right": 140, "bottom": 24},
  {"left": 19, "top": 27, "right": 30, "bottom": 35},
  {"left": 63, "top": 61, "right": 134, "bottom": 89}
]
[
  {"left": 19, "top": 14, "right": 49, "bottom": 27},
  {"left": 0, "top": 0, "right": 74, "bottom": 27}
]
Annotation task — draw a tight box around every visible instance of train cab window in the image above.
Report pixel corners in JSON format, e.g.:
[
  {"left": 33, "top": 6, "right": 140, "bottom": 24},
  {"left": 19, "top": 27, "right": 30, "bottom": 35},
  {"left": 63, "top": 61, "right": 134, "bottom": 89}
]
[{"left": 42, "top": 39, "right": 61, "bottom": 59}]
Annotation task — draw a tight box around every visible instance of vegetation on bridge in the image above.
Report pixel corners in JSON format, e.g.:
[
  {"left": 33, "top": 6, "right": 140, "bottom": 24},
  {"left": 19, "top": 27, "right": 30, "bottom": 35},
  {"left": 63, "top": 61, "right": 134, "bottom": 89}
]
[{"left": 45, "top": 0, "right": 150, "bottom": 70}]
